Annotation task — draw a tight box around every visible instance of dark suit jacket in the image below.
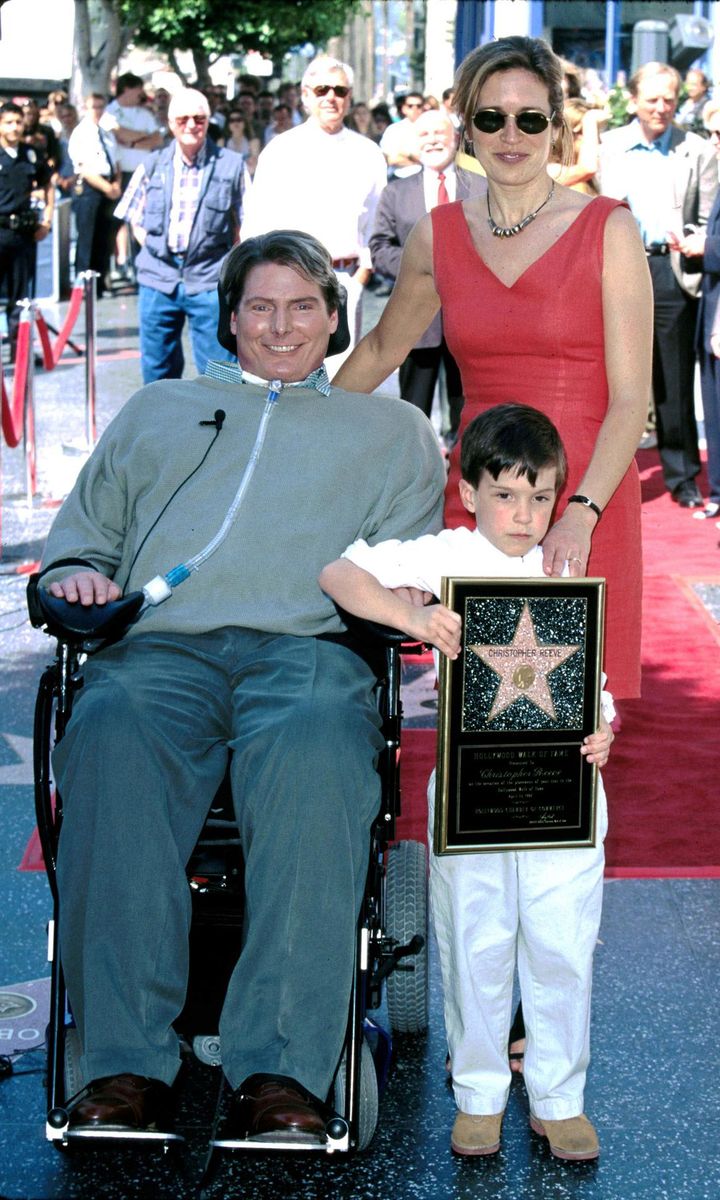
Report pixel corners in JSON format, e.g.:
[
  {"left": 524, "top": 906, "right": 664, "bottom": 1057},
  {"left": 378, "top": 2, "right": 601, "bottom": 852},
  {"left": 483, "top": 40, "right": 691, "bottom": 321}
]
[
  {"left": 697, "top": 189, "right": 720, "bottom": 351},
  {"left": 369, "top": 167, "right": 486, "bottom": 348}
]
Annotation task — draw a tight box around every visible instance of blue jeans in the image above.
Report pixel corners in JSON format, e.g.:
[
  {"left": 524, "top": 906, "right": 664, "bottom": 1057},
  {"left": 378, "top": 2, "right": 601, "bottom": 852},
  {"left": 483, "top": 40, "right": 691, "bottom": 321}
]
[
  {"left": 53, "top": 630, "right": 384, "bottom": 1096},
  {"left": 139, "top": 282, "right": 233, "bottom": 383}
]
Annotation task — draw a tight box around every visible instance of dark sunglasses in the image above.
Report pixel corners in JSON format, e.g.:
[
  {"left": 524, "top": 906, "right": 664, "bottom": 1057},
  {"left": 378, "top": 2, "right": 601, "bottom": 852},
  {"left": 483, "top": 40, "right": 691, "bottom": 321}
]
[
  {"left": 472, "top": 108, "right": 555, "bottom": 135},
  {"left": 174, "top": 114, "right": 208, "bottom": 126},
  {"left": 311, "top": 84, "right": 351, "bottom": 98}
]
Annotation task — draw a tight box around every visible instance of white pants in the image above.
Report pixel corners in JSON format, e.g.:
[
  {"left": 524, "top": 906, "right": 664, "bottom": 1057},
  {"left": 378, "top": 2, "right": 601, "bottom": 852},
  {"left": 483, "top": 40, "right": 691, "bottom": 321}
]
[{"left": 428, "top": 771, "right": 607, "bottom": 1120}]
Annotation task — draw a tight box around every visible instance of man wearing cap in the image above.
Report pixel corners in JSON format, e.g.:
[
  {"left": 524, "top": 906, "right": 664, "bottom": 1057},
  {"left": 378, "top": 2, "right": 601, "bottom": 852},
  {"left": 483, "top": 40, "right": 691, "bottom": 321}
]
[{"left": 115, "top": 87, "right": 245, "bottom": 382}]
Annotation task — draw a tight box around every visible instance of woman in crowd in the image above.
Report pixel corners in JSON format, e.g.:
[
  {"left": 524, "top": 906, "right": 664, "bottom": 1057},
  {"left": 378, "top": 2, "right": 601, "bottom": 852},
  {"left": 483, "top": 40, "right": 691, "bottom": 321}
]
[
  {"left": 222, "top": 108, "right": 260, "bottom": 174},
  {"left": 347, "top": 101, "right": 380, "bottom": 141},
  {"left": 335, "top": 35, "right": 651, "bottom": 702}
]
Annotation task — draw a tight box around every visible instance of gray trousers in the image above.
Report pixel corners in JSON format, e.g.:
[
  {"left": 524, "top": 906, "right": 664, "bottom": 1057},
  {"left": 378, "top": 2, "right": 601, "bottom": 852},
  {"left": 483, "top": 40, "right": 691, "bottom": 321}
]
[{"left": 53, "top": 629, "right": 384, "bottom": 1098}]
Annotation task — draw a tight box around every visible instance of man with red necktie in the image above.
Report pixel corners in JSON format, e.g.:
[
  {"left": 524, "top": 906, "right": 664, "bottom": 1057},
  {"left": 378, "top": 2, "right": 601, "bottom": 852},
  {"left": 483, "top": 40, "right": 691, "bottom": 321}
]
[{"left": 370, "top": 111, "right": 486, "bottom": 450}]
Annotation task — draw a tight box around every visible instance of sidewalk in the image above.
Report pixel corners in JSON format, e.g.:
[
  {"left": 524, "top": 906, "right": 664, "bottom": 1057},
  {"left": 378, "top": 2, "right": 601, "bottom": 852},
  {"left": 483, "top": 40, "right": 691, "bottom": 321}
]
[{"left": 0, "top": 288, "right": 718, "bottom": 1200}]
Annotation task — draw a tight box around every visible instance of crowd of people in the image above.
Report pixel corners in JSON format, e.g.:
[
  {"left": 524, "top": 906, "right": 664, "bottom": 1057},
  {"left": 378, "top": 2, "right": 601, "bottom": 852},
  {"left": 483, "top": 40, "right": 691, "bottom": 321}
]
[{"left": 2, "top": 33, "right": 718, "bottom": 1167}]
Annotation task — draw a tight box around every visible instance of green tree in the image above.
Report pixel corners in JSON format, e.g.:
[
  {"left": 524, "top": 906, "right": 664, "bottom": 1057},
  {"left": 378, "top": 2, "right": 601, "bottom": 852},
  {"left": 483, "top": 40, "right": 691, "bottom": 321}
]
[{"left": 120, "top": 0, "right": 362, "bottom": 83}]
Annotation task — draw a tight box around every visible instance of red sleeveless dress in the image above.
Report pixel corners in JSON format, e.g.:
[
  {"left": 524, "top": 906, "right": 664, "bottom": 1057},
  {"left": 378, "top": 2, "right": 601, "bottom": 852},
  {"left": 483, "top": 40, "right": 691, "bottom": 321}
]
[{"left": 433, "top": 196, "right": 641, "bottom": 698}]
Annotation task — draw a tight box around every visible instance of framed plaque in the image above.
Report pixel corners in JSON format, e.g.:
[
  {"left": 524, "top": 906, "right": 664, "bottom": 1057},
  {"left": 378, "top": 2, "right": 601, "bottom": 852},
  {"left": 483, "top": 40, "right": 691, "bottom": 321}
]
[{"left": 435, "top": 577, "right": 605, "bottom": 854}]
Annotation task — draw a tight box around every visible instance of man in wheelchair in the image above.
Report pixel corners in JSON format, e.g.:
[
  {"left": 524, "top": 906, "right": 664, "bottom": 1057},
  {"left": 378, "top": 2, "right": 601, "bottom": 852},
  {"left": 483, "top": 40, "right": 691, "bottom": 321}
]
[{"left": 37, "top": 230, "right": 445, "bottom": 1142}]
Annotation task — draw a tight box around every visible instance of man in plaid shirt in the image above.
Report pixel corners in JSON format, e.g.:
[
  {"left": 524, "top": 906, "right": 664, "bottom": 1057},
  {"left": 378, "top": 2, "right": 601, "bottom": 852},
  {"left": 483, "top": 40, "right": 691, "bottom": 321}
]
[{"left": 116, "top": 88, "right": 246, "bottom": 382}]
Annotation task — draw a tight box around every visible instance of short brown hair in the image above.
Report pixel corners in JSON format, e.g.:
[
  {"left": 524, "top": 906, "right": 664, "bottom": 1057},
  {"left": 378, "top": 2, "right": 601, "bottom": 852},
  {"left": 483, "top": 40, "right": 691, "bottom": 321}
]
[
  {"left": 628, "top": 62, "right": 681, "bottom": 99},
  {"left": 453, "top": 36, "right": 572, "bottom": 166}
]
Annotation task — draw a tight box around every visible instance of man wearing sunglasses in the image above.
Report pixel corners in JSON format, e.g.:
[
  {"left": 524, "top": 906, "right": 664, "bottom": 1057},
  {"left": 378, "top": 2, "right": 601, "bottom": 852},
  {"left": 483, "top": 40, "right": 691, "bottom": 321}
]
[
  {"left": 242, "top": 57, "right": 387, "bottom": 373},
  {"left": 115, "top": 87, "right": 245, "bottom": 382},
  {"left": 379, "top": 91, "right": 426, "bottom": 173}
]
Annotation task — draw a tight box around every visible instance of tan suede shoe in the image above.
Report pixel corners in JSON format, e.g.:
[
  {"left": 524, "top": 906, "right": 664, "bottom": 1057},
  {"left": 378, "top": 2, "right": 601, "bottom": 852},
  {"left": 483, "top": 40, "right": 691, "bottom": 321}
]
[
  {"left": 530, "top": 1113, "right": 600, "bottom": 1161},
  {"left": 451, "top": 1110, "right": 503, "bottom": 1156}
]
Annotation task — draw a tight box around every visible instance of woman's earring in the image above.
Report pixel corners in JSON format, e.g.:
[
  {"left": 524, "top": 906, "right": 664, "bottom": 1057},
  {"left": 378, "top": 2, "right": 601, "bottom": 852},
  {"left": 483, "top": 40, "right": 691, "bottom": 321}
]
[{"left": 464, "top": 137, "right": 475, "bottom": 156}]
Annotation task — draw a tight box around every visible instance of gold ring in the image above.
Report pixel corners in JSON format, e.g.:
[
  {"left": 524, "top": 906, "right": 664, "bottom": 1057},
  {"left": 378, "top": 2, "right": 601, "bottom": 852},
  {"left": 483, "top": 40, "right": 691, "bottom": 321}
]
[{"left": 568, "top": 556, "right": 582, "bottom": 563}]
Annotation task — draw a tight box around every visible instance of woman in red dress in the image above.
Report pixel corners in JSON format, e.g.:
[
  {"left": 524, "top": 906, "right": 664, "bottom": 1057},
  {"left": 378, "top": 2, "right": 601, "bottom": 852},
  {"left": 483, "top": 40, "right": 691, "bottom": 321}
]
[{"left": 335, "top": 37, "right": 652, "bottom": 699}]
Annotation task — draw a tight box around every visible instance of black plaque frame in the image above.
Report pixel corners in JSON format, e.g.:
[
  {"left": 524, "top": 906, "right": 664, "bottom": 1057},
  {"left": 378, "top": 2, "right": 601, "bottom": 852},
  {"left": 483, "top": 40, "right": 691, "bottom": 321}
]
[{"left": 435, "top": 577, "right": 605, "bottom": 854}]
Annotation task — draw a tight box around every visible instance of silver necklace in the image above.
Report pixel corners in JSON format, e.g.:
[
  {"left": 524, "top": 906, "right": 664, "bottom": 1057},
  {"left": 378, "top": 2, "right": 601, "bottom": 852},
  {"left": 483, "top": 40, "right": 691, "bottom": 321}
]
[{"left": 487, "top": 182, "right": 555, "bottom": 238}]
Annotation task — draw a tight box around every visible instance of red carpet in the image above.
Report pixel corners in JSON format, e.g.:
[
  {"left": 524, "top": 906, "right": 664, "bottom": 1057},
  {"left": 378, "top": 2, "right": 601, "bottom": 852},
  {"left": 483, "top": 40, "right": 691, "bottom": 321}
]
[{"left": 396, "top": 449, "right": 720, "bottom": 877}]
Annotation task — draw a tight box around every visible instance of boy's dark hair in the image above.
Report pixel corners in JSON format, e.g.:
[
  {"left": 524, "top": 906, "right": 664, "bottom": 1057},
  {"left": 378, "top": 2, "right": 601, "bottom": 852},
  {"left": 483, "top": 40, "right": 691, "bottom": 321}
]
[
  {"left": 460, "top": 403, "right": 567, "bottom": 490},
  {"left": 0, "top": 102, "right": 23, "bottom": 118}
]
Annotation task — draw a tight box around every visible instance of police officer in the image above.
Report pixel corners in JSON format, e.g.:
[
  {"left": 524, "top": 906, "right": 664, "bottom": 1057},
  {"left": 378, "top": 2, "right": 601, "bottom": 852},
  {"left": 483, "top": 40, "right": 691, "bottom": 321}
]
[{"left": 0, "top": 101, "right": 53, "bottom": 359}]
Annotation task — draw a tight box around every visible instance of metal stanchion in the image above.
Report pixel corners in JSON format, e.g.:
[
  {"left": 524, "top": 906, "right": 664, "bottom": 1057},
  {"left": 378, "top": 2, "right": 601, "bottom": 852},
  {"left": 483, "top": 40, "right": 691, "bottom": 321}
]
[
  {"left": 81, "top": 271, "right": 98, "bottom": 449},
  {"left": 21, "top": 303, "right": 37, "bottom": 506}
]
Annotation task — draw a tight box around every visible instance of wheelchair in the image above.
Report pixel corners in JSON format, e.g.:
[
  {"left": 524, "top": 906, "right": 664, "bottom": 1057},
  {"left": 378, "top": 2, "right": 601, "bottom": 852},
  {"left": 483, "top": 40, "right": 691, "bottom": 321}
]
[{"left": 27, "top": 578, "right": 430, "bottom": 1156}]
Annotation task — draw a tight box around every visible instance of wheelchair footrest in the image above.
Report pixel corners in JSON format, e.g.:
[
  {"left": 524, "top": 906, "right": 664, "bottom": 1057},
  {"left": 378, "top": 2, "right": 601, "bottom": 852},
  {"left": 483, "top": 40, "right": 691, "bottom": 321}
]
[{"left": 211, "top": 1120, "right": 349, "bottom": 1154}]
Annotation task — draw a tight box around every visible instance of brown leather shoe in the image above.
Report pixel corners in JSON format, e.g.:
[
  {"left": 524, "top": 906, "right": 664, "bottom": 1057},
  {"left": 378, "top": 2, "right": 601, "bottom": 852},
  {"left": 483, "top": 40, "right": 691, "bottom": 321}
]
[
  {"left": 232, "top": 1074, "right": 326, "bottom": 1139},
  {"left": 68, "top": 1074, "right": 173, "bottom": 1131}
]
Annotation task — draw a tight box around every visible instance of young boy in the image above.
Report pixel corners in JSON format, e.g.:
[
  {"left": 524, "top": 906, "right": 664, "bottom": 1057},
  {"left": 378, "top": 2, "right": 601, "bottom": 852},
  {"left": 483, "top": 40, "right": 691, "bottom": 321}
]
[{"left": 319, "top": 404, "right": 614, "bottom": 1163}]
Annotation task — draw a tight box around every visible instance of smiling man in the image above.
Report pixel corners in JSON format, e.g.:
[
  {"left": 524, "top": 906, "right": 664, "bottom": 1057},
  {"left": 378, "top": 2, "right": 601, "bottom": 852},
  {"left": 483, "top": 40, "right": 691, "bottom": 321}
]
[
  {"left": 241, "top": 57, "right": 388, "bottom": 373},
  {"left": 370, "top": 111, "right": 485, "bottom": 450},
  {"left": 38, "top": 230, "right": 445, "bottom": 1144},
  {"left": 115, "top": 87, "right": 245, "bottom": 382}
]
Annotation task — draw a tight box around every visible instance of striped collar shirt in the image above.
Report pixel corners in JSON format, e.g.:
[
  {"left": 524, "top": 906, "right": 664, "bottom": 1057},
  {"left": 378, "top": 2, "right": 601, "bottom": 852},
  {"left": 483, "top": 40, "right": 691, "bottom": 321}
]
[
  {"left": 167, "top": 142, "right": 207, "bottom": 253},
  {"left": 204, "top": 360, "right": 332, "bottom": 396}
]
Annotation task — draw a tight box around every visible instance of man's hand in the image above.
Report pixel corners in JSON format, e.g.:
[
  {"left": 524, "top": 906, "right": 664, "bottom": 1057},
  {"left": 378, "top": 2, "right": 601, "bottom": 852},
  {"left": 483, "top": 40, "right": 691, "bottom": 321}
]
[
  {"left": 667, "top": 229, "right": 706, "bottom": 257},
  {"left": 48, "top": 571, "right": 121, "bottom": 606},
  {"left": 542, "top": 506, "right": 595, "bottom": 578},
  {"left": 403, "top": 602, "right": 462, "bottom": 659},
  {"left": 580, "top": 713, "right": 614, "bottom": 767}
]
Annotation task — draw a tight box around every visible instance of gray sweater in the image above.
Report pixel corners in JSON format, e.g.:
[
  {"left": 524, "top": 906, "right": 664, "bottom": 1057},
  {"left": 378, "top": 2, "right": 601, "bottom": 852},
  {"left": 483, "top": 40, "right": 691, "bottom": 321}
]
[{"left": 41, "top": 376, "right": 445, "bottom": 639}]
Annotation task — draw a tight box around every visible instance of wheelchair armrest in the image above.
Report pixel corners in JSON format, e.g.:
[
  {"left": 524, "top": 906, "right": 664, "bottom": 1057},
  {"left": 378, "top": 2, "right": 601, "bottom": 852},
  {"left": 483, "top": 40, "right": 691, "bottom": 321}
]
[
  {"left": 27, "top": 575, "right": 145, "bottom": 643},
  {"left": 336, "top": 607, "right": 420, "bottom": 649}
]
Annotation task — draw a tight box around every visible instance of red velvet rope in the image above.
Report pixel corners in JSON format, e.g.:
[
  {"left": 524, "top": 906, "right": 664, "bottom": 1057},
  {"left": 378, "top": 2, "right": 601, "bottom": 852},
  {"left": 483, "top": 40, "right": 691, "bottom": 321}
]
[
  {"left": 49, "top": 282, "right": 84, "bottom": 365},
  {"left": 1, "top": 320, "right": 31, "bottom": 448}
]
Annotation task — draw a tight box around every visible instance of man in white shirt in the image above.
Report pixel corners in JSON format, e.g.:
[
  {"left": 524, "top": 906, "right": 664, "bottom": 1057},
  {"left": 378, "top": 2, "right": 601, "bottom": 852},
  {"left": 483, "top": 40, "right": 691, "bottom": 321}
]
[
  {"left": 67, "top": 94, "right": 121, "bottom": 294},
  {"left": 370, "top": 111, "right": 485, "bottom": 448},
  {"left": 105, "top": 73, "right": 162, "bottom": 280},
  {"left": 241, "top": 56, "right": 388, "bottom": 374},
  {"left": 379, "top": 91, "right": 426, "bottom": 172}
]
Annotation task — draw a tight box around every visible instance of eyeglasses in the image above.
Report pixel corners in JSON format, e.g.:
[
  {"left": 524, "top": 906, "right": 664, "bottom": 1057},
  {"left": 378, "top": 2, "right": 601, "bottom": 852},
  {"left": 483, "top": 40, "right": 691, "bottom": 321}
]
[
  {"left": 472, "top": 109, "right": 555, "bottom": 135},
  {"left": 404, "top": 101, "right": 424, "bottom": 109},
  {"left": 707, "top": 127, "right": 720, "bottom": 140},
  {"left": 311, "top": 84, "right": 351, "bottom": 98},
  {"left": 174, "top": 114, "right": 208, "bottom": 126}
]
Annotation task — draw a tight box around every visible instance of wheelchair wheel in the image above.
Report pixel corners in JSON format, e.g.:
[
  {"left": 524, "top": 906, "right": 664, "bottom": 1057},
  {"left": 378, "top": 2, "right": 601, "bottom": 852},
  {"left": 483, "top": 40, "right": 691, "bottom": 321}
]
[
  {"left": 385, "top": 839, "right": 428, "bottom": 1034},
  {"left": 333, "top": 1035, "right": 378, "bottom": 1152}
]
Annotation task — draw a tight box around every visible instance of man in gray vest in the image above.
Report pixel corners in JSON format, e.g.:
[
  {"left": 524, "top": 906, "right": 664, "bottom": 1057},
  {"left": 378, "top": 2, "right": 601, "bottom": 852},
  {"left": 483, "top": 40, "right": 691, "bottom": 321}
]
[{"left": 116, "top": 88, "right": 245, "bottom": 382}]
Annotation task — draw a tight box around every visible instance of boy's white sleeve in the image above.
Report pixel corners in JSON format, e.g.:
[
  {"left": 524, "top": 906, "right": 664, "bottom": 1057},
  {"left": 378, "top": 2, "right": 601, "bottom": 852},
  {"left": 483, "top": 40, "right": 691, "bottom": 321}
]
[
  {"left": 599, "top": 671, "right": 616, "bottom": 724},
  {"left": 341, "top": 536, "right": 443, "bottom": 595}
]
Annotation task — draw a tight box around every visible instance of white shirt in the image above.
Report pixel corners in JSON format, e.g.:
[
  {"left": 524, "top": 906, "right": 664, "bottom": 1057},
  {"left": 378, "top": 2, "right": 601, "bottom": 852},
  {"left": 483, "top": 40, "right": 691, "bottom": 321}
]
[
  {"left": 422, "top": 162, "right": 457, "bottom": 211},
  {"left": 104, "top": 100, "right": 159, "bottom": 173},
  {"left": 343, "top": 526, "right": 546, "bottom": 598},
  {"left": 68, "top": 117, "right": 117, "bottom": 178},
  {"left": 342, "top": 526, "right": 614, "bottom": 713},
  {"left": 241, "top": 121, "right": 388, "bottom": 268},
  {"left": 379, "top": 116, "right": 421, "bottom": 165}
]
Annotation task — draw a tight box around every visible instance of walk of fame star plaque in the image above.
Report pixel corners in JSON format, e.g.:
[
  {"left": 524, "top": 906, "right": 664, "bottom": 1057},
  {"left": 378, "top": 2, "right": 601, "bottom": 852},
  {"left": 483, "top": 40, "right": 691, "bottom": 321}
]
[{"left": 435, "top": 577, "right": 605, "bottom": 854}]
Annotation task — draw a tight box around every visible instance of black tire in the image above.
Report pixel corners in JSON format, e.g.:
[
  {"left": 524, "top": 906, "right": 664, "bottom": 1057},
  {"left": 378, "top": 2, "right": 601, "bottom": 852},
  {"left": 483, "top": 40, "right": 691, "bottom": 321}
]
[
  {"left": 385, "top": 839, "right": 428, "bottom": 1034},
  {"left": 333, "top": 1036, "right": 379, "bottom": 1151}
]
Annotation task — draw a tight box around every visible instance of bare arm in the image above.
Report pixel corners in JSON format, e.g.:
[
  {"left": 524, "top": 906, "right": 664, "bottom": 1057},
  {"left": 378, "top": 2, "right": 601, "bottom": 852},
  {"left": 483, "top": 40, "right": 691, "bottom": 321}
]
[
  {"left": 319, "top": 558, "right": 461, "bottom": 659},
  {"left": 542, "top": 206, "right": 652, "bottom": 577},
  {"left": 333, "top": 214, "right": 441, "bottom": 393}
]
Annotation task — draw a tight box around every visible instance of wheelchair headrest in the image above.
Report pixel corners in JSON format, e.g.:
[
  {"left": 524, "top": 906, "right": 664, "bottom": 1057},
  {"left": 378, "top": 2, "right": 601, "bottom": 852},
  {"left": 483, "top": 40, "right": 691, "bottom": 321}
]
[{"left": 216, "top": 281, "right": 351, "bottom": 359}]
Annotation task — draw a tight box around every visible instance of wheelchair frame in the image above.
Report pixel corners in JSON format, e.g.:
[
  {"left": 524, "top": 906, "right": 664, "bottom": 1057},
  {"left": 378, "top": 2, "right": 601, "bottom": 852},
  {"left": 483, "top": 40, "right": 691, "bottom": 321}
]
[{"left": 28, "top": 584, "right": 429, "bottom": 1155}]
